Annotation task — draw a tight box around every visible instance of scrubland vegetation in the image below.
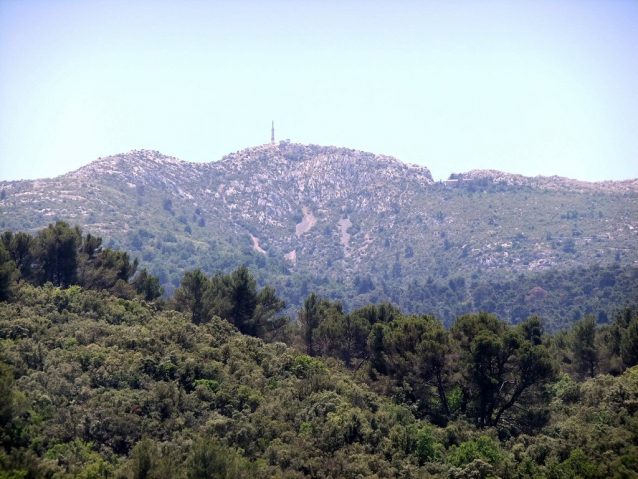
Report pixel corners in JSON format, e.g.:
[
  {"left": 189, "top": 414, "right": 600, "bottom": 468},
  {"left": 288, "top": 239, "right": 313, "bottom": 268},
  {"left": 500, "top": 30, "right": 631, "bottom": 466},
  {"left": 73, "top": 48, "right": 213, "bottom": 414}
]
[{"left": 1, "top": 222, "right": 637, "bottom": 478}]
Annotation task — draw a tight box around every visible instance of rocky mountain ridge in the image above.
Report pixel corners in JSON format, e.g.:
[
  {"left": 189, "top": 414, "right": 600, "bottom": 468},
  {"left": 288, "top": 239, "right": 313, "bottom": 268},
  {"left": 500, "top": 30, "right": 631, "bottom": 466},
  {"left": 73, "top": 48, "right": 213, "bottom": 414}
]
[
  {"left": 67, "top": 149, "right": 205, "bottom": 200},
  {"left": 1, "top": 143, "right": 637, "bottom": 322},
  {"left": 462, "top": 169, "right": 638, "bottom": 194},
  {"left": 65, "top": 146, "right": 637, "bottom": 196}
]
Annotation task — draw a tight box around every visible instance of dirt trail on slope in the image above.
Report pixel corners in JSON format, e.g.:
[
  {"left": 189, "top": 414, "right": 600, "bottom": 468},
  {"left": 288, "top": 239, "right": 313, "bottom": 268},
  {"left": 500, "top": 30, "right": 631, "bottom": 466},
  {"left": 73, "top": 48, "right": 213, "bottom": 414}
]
[
  {"left": 296, "top": 207, "right": 317, "bottom": 237},
  {"left": 338, "top": 217, "right": 352, "bottom": 257},
  {"left": 250, "top": 234, "right": 266, "bottom": 254}
]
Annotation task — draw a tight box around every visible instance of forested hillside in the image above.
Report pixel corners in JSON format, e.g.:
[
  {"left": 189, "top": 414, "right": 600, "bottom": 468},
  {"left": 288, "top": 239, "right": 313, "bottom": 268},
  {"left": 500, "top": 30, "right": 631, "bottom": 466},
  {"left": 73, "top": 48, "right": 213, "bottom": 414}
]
[
  {"left": 1, "top": 145, "right": 637, "bottom": 325},
  {"left": 1, "top": 226, "right": 638, "bottom": 478},
  {"left": 2, "top": 219, "right": 636, "bottom": 334},
  {"left": 391, "top": 263, "right": 638, "bottom": 330}
]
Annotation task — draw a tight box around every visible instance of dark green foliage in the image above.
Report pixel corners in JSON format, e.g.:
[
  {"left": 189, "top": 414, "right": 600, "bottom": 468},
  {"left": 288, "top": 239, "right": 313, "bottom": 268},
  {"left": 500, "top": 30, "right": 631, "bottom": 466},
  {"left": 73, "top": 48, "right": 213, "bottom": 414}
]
[
  {"left": 298, "top": 295, "right": 391, "bottom": 366},
  {"left": 129, "top": 436, "right": 156, "bottom": 479},
  {"left": 356, "top": 311, "right": 557, "bottom": 429},
  {"left": 296, "top": 295, "right": 560, "bottom": 430},
  {"left": 0, "top": 243, "right": 17, "bottom": 302},
  {"left": 1, "top": 235, "right": 638, "bottom": 478},
  {"left": 226, "top": 266, "right": 259, "bottom": 333},
  {"left": 132, "top": 268, "right": 164, "bottom": 301},
  {"left": 1, "top": 231, "right": 34, "bottom": 283},
  {"left": 454, "top": 314, "right": 556, "bottom": 428},
  {"left": 399, "top": 263, "right": 638, "bottom": 331},
  {"left": 298, "top": 292, "right": 321, "bottom": 356},
  {"left": 0, "top": 363, "right": 25, "bottom": 448},
  {"left": 36, "top": 221, "right": 83, "bottom": 287},
  {"left": 174, "top": 269, "right": 210, "bottom": 324},
  {"left": 173, "top": 265, "right": 285, "bottom": 337},
  {"left": 572, "top": 317, "right": 599, "bottom": 378},
  {"left": 520, "top": 315, "right": 544, "bottom": 345},
  {"left": 187, "top": 437, "right": 251, "bottom": 479},
  {"left": 547, "top": 448, "right": 598, "bottom": 479},
  {"left": 0, "top": 223, "right": 162, "bottom": 304},
  {"left": 617, "top": 309, "right": 638, "bottom": 367},
  {"left": 80, "top": 247, "right": 139, "bottom": 292}
]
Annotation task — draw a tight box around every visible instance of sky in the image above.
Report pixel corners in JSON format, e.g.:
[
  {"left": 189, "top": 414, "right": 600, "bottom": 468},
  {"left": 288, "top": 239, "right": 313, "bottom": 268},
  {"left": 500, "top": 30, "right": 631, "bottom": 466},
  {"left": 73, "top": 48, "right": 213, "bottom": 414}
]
[{"left": 0, "top": 0, "right": 636, "bottom": 182}]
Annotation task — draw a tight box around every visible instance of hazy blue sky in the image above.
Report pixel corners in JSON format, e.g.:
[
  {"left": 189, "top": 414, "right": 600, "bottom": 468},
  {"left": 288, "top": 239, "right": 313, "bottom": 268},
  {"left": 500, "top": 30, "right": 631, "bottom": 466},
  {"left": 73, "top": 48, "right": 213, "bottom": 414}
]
[{"left": 1, "top": 0, "right": 636, "bottom": 182}]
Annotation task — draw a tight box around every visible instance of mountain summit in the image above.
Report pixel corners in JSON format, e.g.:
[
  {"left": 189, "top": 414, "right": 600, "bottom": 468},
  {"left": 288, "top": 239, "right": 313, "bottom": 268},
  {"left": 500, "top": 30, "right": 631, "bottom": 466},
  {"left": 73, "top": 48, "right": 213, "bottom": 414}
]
[{"left": 68, "top": 144, "right": 435, "bottom": 206}]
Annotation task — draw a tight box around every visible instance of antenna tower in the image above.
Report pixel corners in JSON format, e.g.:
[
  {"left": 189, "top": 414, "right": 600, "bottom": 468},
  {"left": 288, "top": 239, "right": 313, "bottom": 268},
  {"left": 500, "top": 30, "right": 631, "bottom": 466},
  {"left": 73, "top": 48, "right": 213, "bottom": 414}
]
[{"left": 271, "top": 121, "right": 275, "bottom": 145}]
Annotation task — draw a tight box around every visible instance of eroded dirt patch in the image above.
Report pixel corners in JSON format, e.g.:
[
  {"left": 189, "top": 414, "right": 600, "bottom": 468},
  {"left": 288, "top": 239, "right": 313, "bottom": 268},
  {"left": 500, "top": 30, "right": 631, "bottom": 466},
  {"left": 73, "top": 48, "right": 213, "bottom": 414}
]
[
  {"left": 296, "top": 207, "right": 317, "bottom": 237},
  {"left": 250, "top": 234, "right": 266, "bottom": 254},
  {"left": 338, "top": 217, "right": 352, "bottom": 257}
]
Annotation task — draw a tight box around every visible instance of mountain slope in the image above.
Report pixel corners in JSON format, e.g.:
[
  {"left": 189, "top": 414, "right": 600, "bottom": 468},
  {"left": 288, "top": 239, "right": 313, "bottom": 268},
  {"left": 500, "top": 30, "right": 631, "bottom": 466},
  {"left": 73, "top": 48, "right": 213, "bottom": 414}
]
[{"left": 1, "top": 143, "right": 637, "bottom": 327}]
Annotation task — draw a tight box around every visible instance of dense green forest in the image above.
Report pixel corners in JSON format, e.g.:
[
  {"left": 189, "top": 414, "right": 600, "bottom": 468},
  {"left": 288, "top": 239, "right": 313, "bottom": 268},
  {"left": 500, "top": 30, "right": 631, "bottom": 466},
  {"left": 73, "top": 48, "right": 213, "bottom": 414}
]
[
  {"left": 392, "top": 263, "right": 638, "bottom": 331},
  {"left": 1, "top": 223, "right": 638, "bottom": 478}
]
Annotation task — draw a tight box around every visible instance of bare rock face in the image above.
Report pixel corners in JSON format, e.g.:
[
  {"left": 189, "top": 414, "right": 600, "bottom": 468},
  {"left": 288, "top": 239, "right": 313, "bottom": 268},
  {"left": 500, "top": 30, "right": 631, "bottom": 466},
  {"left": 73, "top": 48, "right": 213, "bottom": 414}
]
[
  {"left": 204, "top": 143, "right": 434, "bottom": 226},
  {"left": 67, "top": 149, "right": 206, "bottom": 199}
]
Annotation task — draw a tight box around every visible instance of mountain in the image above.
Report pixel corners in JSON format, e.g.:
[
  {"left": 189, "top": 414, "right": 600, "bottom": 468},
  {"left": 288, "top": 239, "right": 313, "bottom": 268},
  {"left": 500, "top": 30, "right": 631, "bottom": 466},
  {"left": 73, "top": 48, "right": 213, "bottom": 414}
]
[{"left": 1, "top": 143, "right": 637, "bottom": 328}]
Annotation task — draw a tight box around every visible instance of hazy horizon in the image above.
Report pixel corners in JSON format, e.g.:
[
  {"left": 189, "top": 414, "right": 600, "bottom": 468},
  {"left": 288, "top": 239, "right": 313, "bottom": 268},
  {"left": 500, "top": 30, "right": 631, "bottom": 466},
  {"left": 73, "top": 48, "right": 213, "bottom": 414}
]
[{"left": 1, "top": 0, "right": 637, "bottom": 183}]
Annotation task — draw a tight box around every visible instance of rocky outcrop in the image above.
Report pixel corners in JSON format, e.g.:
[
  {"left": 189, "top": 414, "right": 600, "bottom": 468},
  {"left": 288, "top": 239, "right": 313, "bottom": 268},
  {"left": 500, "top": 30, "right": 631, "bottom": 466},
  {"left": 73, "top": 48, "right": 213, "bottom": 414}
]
[{"left": 462, "top": 169, "right": 638, "bottom": 194}]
